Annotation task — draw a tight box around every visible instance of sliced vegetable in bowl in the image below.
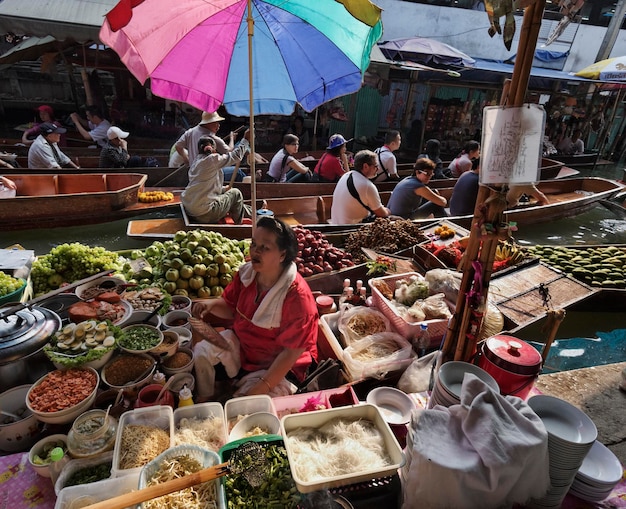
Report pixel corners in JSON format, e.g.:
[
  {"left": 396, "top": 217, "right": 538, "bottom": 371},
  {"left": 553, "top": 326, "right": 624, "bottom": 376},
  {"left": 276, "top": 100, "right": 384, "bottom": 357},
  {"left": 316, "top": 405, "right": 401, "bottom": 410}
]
[
  {"left": 44, "top": 320, "right": 122, "bottom": 369},
  {"left": 119, "top": 324, "right": 163, "bottom": 353}
]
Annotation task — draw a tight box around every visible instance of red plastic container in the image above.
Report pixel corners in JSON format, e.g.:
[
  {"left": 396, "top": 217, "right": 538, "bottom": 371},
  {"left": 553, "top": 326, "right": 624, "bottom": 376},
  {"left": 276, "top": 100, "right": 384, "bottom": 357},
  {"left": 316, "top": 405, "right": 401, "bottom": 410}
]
[
  {"left": 135, "top": 384, "right": 175, "bottom": 408},
  {"left": 477, "top": 335, "right": 542, "bottom": 399}
]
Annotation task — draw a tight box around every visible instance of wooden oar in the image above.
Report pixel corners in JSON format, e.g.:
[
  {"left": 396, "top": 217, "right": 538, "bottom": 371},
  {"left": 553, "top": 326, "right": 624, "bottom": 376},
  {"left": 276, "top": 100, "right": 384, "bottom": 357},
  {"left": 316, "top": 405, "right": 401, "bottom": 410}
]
[{"left": 599, "top": 199, "right": 626, "bottom": 217}]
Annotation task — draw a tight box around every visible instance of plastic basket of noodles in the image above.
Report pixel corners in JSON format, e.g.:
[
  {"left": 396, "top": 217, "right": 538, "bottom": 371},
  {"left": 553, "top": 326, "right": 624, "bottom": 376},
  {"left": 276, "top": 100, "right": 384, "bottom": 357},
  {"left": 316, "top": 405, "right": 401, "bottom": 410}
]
[{"left": 369, "top": 272, "right": 450, "bottom": 345}]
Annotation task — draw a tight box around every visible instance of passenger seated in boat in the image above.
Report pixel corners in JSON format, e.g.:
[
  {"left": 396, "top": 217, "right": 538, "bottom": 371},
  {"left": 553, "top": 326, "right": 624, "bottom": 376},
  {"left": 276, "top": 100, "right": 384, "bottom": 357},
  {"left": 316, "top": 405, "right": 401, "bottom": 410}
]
[
  {"left": 190, "top": 216, "right": 318, "bottom": 399},
  {"left": 312, "top": 133, "right": 351, "bottom": 183},
  {"left": 450, "top": 157, "right": 480, "bottom": 216},
  {"left": 0, "top": 176, "right": 17, "bottom": 192},
  {"left": 448, "top": 140, "right": 480, "bottom": 177},
  {"left": 175, "top": 111, "right": 247, "bottom": 182},
  {"left": 557, "top": 129, "right": 584, "bottom": 155},
  {"left": 181, "top": 132, "right": 252, "bottom": 224},
  {"left": 21, "top": 105, "right": 66, "bottom": 147},
  {"left": 330, "top": 150, "right": 392, "bottom": 224},
  {"left": 418, "top": 138, "right": 449, "bottom": 179},
  {"left": 372, "top": 130, "right": 402, "bottom": 182},
  {"left": 0, "top": 155, "right": 17, "bottom": 170},
  {"left": 27, "top": 123, "right": 80, "bottom": 170},
  {"left": 70, "top": 105, "right": 112, "bottom": 148},
  {"left": 264, "top": 134, "right": 311, "bottom": 183},
  {"left": 506, "top": 184, "right": 549, "bottom": 207},
  {"left": 99, "top": 127, "right": 131, "bottom": 168},
  {"left": 284, "top": 115, "right": 311, "bottom": 151},
  {"left": 388, "top": 158, "right": 448, "bottom": 219}
]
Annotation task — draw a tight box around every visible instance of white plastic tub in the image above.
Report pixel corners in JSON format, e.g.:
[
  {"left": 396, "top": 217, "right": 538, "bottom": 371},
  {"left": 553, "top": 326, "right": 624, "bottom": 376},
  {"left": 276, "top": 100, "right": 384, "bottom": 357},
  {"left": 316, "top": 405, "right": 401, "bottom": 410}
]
[
  {"left": 54, "top": 471, "right": 139, "bottom": 509},
  {"left": 173, "top": 402, "right": 226, "bottom": 452},
  {"left": 281, "top": 404, "right": 405, "bottom": 493},
  {"left": 224, "top": 395, "right": 275, "bottom": 434},
  {"left": 111, "top": 405, "right": 174, "bottom": 478}
]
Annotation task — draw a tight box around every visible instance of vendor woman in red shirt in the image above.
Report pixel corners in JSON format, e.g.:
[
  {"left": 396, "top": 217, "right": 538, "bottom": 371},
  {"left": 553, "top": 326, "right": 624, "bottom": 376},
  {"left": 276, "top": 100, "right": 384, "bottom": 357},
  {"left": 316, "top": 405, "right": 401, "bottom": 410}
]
[{"left": 190, "top": 216, "right": 318, "bottom": 399}]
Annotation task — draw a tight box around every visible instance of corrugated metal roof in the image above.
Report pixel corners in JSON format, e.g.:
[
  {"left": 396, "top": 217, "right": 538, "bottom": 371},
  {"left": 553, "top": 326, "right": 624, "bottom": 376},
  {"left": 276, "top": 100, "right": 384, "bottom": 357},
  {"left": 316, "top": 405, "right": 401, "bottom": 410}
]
[{"left": 0, "top": 0, "right": 117, "bottom": 43}]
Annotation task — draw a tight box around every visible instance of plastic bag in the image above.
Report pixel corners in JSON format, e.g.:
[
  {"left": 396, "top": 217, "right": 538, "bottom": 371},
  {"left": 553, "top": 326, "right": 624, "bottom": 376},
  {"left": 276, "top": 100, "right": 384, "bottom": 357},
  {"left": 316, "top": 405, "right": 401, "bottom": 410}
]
[
  {"left": 420, "top": 293, "right": 453, "bottom": 320},
  {"left": 342, "top": 332, "right": 413, "bottom": 380},
  {"left": 424, "top": 269, "right": 461, "bottom": 303},
  {"left": 337, "top": 306, "right": 391, "bottom": 347},
  {"left": 397, "top": 351, "right": 440, "bottom": 393}
]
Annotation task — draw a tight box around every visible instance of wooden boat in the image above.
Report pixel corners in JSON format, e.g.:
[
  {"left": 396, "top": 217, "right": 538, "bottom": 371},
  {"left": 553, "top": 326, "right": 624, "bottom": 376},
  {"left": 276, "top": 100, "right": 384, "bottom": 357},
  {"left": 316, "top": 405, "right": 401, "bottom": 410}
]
[
  {"left": 126, "top": 177, "right": 624, "bottom": 241},
  {"left": 548, "top": 151, "right": 600, "bottom": 169},
  {"left": 0, "top": 173, "right": 182, "bottom": 230}
]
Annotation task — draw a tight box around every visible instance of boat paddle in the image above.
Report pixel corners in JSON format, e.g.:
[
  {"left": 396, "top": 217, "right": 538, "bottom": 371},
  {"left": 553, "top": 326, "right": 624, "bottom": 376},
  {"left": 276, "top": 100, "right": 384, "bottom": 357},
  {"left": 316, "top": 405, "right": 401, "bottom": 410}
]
[{"left": 599, "top": 199, "right": 626, "bottom": 218}]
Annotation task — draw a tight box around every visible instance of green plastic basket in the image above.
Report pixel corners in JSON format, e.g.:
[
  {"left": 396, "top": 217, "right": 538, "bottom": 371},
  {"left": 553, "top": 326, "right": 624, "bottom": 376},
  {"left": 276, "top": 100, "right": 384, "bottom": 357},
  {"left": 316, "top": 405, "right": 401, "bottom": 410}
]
[{"left": 0, "top": 278, "right": 26, "bottom": 306}]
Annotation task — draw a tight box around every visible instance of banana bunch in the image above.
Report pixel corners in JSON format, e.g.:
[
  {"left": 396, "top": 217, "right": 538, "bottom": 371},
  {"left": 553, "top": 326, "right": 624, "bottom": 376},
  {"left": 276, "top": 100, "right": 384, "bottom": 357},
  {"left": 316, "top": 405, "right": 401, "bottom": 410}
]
[
  {"left": 138, "top": 190, "right": 174, "bottom": 203},
  {"left": 495, "top": 241, "right": 525, "bottom": 264}
]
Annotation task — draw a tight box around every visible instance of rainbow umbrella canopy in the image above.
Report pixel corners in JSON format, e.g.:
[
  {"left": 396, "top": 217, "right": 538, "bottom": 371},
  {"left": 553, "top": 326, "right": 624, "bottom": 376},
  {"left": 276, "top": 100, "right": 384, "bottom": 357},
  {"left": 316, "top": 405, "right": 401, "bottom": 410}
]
[
  {"left": 99, "top": 0, "right": 383, "bottom": 116},
  {"left": 574, "top": 56, "right": 626, "bottom": 81}
]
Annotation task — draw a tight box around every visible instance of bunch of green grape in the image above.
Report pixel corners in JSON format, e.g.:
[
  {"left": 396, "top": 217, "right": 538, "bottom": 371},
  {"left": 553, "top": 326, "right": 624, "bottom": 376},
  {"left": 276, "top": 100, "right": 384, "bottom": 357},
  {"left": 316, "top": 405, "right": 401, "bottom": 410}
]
[
  {"left": 31, "top": 243, "right": 123, "bottom": 296},
  {"left": 0, "top": 271, "right": 24, "bottom": 297}
]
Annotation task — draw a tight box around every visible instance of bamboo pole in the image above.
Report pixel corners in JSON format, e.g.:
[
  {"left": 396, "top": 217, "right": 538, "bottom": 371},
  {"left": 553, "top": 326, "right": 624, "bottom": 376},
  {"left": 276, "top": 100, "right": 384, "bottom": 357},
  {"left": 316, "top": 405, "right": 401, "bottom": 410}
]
[
  {"left": 247, "top": 0, "right": 257, "bottom": 227},
  {"left": 441, "top": 0, "right": 546, "bottom": 364}
]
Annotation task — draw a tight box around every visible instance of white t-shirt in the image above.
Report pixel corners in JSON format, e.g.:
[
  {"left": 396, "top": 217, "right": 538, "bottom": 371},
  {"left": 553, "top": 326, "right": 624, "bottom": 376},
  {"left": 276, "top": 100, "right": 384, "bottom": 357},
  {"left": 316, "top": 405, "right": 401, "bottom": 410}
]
[
  {"left": 372, "top": 146, "right": 398, "bottom": 182},
  {"left": 331, "top": 171, "right": 383, "bottom": 224}
]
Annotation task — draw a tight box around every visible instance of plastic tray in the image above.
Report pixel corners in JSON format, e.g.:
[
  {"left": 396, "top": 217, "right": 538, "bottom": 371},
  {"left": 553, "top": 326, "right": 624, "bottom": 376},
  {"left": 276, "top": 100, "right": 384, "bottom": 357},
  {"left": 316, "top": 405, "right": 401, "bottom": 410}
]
[
  {"left": 173, "top": 401, "right": 227, "bottom": 452},
  {"left": 138, "top": 444, "right": 225, "bottom": 509},
  {"left": 369, "top": 272, "right": 450, "bottom": 345},
  {"left": 272, "top": 387, "right": 359, "bottom": 419},
  {"left": 111, "top": 405, "right": 174, "bottom": 478},
  {"left": 54, "top": 471, "right": 139, "bottom": 509},
  {"left": 224, "top": 395, "right": 275, "bottom": 434},
  {"left": 281, "top": 404, "right": 405, "bottom": 493},
  {"left": 54, "top": 450, "right": 114, "bottom": 495}
]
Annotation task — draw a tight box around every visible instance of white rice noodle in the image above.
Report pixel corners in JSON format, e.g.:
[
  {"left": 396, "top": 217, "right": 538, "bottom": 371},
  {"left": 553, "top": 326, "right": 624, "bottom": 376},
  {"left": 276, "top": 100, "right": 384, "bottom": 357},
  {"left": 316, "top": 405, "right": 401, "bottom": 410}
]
[{"left": 286, "top": 418, "right": 391, "bottom": 482}]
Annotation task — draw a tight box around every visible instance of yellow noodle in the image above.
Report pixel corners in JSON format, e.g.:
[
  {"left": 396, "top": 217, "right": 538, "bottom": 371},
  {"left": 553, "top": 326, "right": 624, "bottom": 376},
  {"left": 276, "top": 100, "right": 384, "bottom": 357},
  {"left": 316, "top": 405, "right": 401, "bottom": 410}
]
[
  {"left": 142, "top": 455, "right": 218, "bottom": 509},
  {"left": 119, "top": 425, "right": 170, "bottom": 470}
]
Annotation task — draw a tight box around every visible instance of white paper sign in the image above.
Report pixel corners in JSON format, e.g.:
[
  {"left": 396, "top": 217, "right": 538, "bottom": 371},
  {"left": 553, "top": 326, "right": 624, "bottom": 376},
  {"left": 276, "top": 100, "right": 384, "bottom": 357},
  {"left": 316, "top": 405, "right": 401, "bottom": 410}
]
[{"left": 480, "top": 104, "right": 546, "bottom": 184}]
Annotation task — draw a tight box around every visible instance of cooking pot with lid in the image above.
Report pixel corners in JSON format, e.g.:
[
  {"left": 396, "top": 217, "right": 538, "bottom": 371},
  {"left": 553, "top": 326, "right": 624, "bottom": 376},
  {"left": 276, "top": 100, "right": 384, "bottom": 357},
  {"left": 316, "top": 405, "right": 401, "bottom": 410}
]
[
  {"left": 477, "top": 334, "right": 542, "bottom": 399},
  {"left": 0, "top": 304, "right": 61, "bottom": 392}
]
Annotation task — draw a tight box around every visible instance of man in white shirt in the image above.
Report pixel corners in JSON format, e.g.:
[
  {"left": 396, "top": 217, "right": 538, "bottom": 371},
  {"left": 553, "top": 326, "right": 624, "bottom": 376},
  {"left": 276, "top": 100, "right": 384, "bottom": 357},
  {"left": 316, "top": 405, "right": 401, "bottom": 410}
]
[
  {"left": 28, "top": 123, "right": 80, "bottom": 169},
  {"left": 330, "top": 150, "right": 391, "bottom": 224},
  {"left": 372, "top": 130, "right": 401, "bottom": 182},
  {"left": 70, "top": 105, "right": 111, "bottom": 148}
]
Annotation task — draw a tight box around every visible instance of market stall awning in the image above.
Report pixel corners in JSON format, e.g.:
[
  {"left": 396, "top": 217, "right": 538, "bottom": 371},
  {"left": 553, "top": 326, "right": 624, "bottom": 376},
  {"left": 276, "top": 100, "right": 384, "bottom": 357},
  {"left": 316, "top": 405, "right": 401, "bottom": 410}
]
[
  {"left": 0, "top": 35, "right": 77, "bottom": 65},
  {"left": 0, "top": 0, "right": 117, "bottom": 44}
]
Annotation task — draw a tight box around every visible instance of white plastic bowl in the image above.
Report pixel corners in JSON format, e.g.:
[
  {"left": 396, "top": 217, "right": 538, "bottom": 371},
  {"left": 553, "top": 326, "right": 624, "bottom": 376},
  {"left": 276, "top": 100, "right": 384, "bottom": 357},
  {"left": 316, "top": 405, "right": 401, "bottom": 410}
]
[
  {"left": 26, "top": 368, "right": 99, "bottom": 425},
  {"left": 100, "top": 353, "right": 156, "bottom": 394},
  {"left": 576, "top": 440, "right": 623, "bottom": 486},
  {"left": 75, "top": 277, "right": 126, "bottom": 301},
  {"left": 162, "top": 310, "right": 192, "bottom": 330},
  {"left": 366, "top": 387, "right": 414, "bottom": 425},
  {"left": 228, "top": 412, "right": 280, "bottom": 442},
  {"left": 28, "top": 434, "right": 68, "bottom": 477},
  {"left": 119, "top": 310, "right": 163, "bottom": 328},
  {"left": 169, "top": 295, "right": 192, "bottom": 313},
  {"left": 437, "top": 361, "right": 500, "bottom": 399},
  {"left": 0, "top": 384, "right": 42, "bottom": 453},
  {"left": 527, "top": 395, "right": 597, "bottom": 445},
  {"left": 169, "top": 326, "right": 192, "bottom": 346},
  {"left": 119, "top": 324, "right": 163, "bottom": 354}
]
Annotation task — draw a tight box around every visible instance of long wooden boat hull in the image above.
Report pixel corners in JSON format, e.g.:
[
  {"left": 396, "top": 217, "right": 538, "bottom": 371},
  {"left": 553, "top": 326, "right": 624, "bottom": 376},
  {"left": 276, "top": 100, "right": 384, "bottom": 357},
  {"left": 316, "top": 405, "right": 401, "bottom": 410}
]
[
  {"left": 548, "top": 152, "right": 600, "bottom": 168},
  {"left": 126, "top": 177, "right": 624, "bottom": 241},
  {"left": 0, "top": 173, "right": 182, "bottom": 230}
]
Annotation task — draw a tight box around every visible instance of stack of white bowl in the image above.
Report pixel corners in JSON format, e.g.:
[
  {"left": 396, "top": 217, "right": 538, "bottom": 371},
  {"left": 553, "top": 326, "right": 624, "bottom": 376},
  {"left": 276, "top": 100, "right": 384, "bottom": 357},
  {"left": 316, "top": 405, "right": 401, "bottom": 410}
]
[
  {"left": 526, "top": 395, "right": 598, "bottom": 509},
  {"left": 427, "top": 361, "right": 499, "bottom": 408},
  {"left": 569, "top": 440, "right": 623, "bottom": 502}
]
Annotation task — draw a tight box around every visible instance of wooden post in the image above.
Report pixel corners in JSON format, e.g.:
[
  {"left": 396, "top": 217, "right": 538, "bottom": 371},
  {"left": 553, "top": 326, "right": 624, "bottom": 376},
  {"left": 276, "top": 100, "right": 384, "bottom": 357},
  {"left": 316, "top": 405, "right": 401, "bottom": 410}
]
[{"left": 441, "top": 0, "right": 547, "bottom": 364}]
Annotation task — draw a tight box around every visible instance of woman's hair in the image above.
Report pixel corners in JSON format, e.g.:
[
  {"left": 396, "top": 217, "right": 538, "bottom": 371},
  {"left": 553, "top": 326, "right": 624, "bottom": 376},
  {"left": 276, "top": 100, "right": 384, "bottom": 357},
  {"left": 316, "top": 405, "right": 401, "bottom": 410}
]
[
  {"left": 425, "top": 139, "right": 440, "bottom": 157},
  {"left": 197, "top": 135, "right": 216, "bottom": 153},
  {"left": 282, "top": 133, "right": 299, "bottom": 147},
  {"left": 413, "top": 157, "right": 436, "bottom": 174},
  {"left": 471, "top": 157, "right": 480, "bottom": 171},
  {"left": 256, "top": 216, "right": 298, "bottom": 267},
  {"left": 463, "top": 140, "right": 480, "bottom": 155},
  {"left": 327, "top": 145, "right": 343, "bottom": 156}
]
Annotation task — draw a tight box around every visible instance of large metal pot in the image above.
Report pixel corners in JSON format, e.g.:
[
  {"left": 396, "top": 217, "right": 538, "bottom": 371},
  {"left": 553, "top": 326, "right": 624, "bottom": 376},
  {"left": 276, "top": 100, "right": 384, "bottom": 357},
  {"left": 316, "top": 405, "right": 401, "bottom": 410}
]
[{"left": 0, "top": 305, "right": 61, "bottom": 392}]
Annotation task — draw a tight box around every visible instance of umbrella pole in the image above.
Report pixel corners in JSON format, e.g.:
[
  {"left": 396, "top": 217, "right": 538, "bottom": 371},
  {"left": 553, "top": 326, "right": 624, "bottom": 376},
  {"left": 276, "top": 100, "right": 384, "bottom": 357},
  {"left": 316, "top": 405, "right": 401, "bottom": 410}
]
[{"left": 247, "top": 0, "right": 257, "bottom": 229}]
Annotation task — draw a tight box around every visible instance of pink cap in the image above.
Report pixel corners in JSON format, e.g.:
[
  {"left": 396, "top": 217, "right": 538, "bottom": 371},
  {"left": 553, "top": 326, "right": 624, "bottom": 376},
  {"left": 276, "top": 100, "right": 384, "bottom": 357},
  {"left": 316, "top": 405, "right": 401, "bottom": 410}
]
[{"left": 37, "top": 105, "right": 54, "bottom": 116}]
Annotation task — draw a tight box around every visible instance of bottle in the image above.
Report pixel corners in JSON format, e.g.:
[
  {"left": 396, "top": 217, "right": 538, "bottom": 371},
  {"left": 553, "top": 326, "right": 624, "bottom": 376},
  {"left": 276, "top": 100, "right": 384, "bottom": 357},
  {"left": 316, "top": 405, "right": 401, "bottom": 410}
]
[
  {"left": 48, "top": 446, "right": 69, "bottom": 486},
  {"left": 178, "top": 385, "right": 194, "bottom": 407},
  {"left": 355, "top": 280, "right": 363, "bottom": 292},
  {"left": 152, "top": 371, "right": 166, "bottom": 386},
  {"left": 339, "top": 287, "right": 354, "bottom": 310},
  {"left": 414, "top": 323, "right": 431, "bottom": 357}
]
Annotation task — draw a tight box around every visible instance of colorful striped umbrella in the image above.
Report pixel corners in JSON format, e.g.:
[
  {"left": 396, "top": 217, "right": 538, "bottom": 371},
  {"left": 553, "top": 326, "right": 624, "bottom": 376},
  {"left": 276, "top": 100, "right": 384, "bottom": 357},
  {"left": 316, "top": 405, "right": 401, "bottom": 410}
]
[{"left": 100, "top": 0, "right": 383, "bottom": 116}]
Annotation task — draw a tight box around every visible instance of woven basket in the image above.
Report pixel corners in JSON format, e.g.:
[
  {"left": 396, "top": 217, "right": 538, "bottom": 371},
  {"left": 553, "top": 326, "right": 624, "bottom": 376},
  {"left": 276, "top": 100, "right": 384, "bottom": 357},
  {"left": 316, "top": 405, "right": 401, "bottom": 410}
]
[{"left": 369, "top": 272, "right": 450, "bottom": 346}]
